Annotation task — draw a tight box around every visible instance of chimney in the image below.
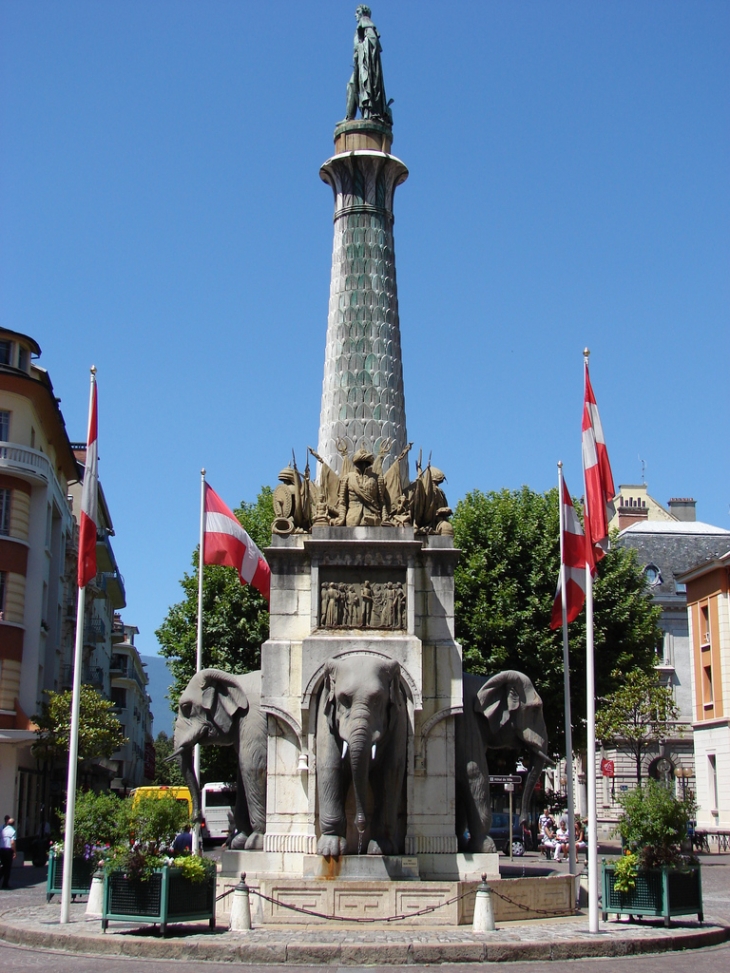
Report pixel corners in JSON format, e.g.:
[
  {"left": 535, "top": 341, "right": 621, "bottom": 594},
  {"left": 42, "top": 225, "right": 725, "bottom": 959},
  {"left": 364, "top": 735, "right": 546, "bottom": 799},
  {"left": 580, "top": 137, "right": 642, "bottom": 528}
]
[
  {"left": 616, "top": 493, "right": 649, "bottom": 531},
  {"left": 668, "top": 498, "right": 696, "bottom": 522}
]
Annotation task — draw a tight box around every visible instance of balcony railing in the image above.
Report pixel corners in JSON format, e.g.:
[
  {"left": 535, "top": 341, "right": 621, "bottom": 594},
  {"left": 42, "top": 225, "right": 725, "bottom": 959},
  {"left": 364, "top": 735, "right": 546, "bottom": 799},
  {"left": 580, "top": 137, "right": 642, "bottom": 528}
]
[
  {"left": 0, "top": 442, "right": 73, "bottom": 523},
  {"left": 59, "top": 664, "right": 106, "bottom": 689}
]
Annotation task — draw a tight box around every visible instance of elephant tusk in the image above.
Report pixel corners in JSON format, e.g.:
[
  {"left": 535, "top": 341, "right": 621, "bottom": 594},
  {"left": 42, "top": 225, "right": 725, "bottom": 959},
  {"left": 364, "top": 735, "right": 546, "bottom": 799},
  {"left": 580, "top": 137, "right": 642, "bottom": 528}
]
[
  {"left": 537, "top": 750, "right": 554, "bottom": 766},
  {"left": 371, "top": 744, "right": 376, "bottom": 761},
  {"left": 341, "top": 740, "right": 348, "bottom": 760},
  {"left": 165, "top": 747, "right": 185, "bottom": 762}
]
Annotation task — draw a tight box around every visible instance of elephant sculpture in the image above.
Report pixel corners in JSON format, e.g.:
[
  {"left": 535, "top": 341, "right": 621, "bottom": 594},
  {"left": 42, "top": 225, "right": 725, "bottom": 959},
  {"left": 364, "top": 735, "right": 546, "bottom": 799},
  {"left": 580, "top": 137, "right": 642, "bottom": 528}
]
[
  {"left": 315, "top": 655, "right": 408, "bottom": 857},
  {"left": 172, "top": 668, "right": 267, "bottom": 850},
  {"left": 455, "top": 670, "right": 551, "bottom": 854}
]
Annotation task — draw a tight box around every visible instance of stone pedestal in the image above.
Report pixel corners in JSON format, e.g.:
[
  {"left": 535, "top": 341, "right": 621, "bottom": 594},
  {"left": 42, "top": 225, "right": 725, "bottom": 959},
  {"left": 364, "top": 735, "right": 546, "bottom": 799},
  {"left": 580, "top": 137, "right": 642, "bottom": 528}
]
[{"left": 260, "top": 526, "right": 463, "bottom": 859}]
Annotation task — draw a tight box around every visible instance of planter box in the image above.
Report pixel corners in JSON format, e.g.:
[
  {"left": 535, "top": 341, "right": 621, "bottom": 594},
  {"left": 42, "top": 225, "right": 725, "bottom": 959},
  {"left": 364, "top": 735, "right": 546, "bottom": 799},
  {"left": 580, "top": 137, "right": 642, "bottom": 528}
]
[
  {"left": 601, "top": 863, "right": 703, "bottom": 927},
  {"left": 101, "top": 866, "right": 216, "bottom": 936},
  {"left": 46, "top": 852, "right": 96, "bottom": 902}
]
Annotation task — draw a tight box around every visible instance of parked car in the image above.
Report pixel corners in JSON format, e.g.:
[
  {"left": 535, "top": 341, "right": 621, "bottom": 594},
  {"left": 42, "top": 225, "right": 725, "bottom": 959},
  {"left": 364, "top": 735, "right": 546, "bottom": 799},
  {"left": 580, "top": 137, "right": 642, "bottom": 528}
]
[{"left": 489, "top": 813, "right": 531, "bottom": 856}]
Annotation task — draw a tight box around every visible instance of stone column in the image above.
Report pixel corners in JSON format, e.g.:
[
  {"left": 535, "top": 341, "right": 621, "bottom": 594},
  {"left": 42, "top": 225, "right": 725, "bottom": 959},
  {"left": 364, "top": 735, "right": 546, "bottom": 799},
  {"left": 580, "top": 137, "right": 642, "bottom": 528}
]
[{"left": 317, "top": 119, "right": 409, "bottom": 475}]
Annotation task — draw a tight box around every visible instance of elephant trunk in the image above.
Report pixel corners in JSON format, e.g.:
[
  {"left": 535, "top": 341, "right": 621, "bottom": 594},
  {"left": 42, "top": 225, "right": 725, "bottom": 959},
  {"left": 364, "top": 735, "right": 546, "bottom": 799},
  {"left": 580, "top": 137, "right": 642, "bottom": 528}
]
[
  {"left": 519, "top": 752, "right": 547, "bottom": 825},
  {"left": 347, "top": 724, "right": 373, "bottom": 835},
  {"left": 178, "top": 744, "right": 202, "bottom": 823}
]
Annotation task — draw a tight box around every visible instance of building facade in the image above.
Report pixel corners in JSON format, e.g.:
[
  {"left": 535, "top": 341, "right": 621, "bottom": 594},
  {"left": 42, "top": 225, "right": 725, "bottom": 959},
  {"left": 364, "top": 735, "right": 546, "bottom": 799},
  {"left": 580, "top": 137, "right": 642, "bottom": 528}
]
[
  {"left": 680, "top": 552, "right": 730, "bottom": 830},
  {"left": 109, "top": 615, "right": 154, "bottom": 790}
]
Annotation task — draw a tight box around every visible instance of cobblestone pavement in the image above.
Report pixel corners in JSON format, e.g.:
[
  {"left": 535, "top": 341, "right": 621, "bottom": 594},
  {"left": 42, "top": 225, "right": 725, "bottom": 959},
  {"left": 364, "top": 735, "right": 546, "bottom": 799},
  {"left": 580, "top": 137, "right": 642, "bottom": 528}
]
[{"left": 0, "top": 851, "right": 727, "bottom": 968}]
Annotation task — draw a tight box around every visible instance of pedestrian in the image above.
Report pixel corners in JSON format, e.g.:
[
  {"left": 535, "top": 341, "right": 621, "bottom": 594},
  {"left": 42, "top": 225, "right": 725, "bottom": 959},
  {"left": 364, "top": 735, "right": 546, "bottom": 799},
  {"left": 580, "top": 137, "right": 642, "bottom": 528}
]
[
  {"left": 0, "top": 815, "right": 17, "bottom": 889},
  {"left": 172, "top": 824, "right": 193, "bottom": 854}
]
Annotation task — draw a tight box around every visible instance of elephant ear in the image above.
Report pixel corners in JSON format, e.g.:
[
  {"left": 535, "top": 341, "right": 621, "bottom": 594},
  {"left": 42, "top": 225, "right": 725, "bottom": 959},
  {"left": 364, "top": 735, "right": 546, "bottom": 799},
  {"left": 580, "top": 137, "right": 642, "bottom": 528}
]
[
  {"left": 475, "top": 671, "right": 522, "bottom": 738},
  {"left": 323, "top": 659, "right": 337, "bottom": 736},
  {"left": 199, "top": 670, "right": 249, "bottom": 725},
  {"left": 386, "top": 659, "right": 403, "bottom": 708}
]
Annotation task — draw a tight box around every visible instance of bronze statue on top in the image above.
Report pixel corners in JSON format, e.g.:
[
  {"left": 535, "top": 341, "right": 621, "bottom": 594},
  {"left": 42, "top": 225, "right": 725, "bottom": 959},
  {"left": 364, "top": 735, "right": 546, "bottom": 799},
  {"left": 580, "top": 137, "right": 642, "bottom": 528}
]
[
  {"left": 345, "top": 6, "right": 393, "bottom": 125},
  {"left": 272, "top": 441, "right": 452, "bottom": 535}
]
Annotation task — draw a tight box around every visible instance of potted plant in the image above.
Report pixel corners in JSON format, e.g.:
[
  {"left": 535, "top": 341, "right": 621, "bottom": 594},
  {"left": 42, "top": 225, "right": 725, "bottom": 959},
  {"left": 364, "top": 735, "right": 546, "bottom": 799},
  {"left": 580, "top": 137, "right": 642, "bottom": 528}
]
[
  {"left": 101, "top": 793, "right": 217, "bottom": 936},
  {"left": 602, "top": 780, "right": 702, "bottom": 927},
  {"left": 48, "top": 790, "right": 128, "bottom": 901}
]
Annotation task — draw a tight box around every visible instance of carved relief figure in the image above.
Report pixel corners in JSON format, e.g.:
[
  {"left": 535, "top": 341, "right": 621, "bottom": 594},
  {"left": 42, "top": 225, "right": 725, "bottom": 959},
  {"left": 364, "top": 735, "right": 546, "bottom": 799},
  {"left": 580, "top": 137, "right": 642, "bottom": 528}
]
[
  {"left": 272, "top": 464, "right": 312, "bottom": 535},
  {"left": 319, "top": 579, "right": 405, "bottom": 630},
  {"left": 316, "top": 656, "right": 407, "bottom": 856}
]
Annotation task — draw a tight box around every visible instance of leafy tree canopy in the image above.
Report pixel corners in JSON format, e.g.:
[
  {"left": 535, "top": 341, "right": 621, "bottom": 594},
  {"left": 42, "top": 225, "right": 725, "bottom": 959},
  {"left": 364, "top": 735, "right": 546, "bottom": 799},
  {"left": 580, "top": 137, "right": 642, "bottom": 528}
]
[
  {"left": 156, "top": 488, "right": 272, "bottom": 783},
  {"left": 150, "top": 731, "right": 186, "bottom": 787},
  {"left": 596, "top": 668, "right": 680, "bottom": 785},
  {"left": 33, "top": 685, "right": 126, "bottom": 764},
  {"left": 453, "top": 487, "right": 662, "bottom": 753}
]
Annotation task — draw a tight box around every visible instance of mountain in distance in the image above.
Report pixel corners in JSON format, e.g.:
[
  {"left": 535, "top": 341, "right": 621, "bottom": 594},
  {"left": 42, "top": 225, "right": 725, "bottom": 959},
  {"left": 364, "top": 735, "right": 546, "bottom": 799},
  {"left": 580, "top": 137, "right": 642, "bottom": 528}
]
[{"left": 141, "top": 654, "right": 176, "bottom": 736}]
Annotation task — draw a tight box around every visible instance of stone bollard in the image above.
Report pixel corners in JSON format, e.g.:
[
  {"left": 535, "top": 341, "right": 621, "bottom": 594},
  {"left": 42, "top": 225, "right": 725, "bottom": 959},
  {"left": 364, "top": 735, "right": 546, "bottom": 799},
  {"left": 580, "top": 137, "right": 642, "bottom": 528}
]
[
  {"left": 473, "top": 872, "right": 496, "bottom": 933},
  {"left": 229, "top": 872, "right": 252, "bottom": 932},
  {"left": 85, "top": 868, "right": 104, "bottom": 919}
]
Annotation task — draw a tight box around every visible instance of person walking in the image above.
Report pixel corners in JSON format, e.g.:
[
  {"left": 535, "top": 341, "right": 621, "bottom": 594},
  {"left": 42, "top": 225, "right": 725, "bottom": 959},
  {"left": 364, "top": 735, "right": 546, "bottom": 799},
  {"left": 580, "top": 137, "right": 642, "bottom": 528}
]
[{"left": 0, "top": 816, "right": 17, "bottom": 889}]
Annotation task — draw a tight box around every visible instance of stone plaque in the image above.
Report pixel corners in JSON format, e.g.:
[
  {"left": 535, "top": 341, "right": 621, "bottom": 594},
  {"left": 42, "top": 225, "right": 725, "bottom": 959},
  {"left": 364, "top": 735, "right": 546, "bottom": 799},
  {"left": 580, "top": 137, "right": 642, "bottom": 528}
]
[{"left": 318, "top": 567, "right": 406, "bottom": 630}]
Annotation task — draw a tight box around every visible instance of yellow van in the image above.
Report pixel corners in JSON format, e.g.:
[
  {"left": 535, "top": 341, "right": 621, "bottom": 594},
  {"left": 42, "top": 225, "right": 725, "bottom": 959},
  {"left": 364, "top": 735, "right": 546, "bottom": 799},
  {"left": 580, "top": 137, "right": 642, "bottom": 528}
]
[{"left": 129, "top": 785, "right": 193, "bottom": 817}]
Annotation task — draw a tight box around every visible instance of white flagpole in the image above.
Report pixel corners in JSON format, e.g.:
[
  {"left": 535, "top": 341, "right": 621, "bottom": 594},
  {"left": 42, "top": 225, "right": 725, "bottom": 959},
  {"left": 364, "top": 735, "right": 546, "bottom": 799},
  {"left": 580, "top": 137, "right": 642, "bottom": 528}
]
[
  {"left": 60, "top": 366, "right": 96, "bottom": 925},
  {"left": 583, "top": 349, "right": 599, "bottom": 932},
  {"left": 192, "top": 468, "right": 205, "bottom": 856},
  {"left": 557, "top": 462, "right": 577, "bottom": 882}
]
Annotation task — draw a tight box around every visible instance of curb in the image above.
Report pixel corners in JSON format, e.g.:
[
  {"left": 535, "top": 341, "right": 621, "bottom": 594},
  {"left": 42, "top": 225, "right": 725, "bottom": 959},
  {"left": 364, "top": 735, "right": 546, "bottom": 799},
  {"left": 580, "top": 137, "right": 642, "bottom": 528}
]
[{"left": 0, "top": 920, "right": 728, "bottom": 964}]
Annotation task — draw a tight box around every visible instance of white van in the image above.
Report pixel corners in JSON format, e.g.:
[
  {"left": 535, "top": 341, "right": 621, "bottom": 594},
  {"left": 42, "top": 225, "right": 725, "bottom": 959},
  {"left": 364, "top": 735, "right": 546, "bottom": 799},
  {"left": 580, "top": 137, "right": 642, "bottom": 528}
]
[{"left": 201, "top": 782, "right": 237, "bottom": 842}]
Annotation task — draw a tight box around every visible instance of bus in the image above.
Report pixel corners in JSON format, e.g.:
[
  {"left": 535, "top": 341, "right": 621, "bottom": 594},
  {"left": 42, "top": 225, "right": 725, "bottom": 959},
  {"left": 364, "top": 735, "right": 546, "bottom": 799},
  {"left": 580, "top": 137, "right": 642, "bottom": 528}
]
[
  {"left": 129, "top": 785, "right": 193, "bottom": 817},
  {"left": 201, "top": 782, "right": 236, "bottom": 842}
]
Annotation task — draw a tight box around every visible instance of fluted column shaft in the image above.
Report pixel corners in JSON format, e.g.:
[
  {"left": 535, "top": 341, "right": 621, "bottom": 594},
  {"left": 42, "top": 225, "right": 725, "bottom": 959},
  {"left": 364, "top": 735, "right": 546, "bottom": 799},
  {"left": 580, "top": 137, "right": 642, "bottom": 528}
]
[{"left": 317, "top": 148, "right": 409, "bottom": 474}]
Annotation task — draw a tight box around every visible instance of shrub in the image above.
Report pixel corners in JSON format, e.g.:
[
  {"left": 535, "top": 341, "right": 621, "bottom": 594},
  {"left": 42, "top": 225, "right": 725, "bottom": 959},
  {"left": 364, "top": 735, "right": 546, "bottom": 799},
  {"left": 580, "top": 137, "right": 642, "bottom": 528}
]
[
  {"left": 58, "top": 790, "right": 129, "bottom": 858},
  {"left": 615, "top": 780, "right": 696, "bottom": 868}
]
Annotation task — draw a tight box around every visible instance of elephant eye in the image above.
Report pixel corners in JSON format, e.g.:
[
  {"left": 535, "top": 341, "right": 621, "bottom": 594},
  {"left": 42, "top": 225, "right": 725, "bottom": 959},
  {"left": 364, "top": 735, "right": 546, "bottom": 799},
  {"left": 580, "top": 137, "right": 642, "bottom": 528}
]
[
  {"left": 180, "top": 701, "right": 192, "bottom": 719},
  {"left": 339, "top": 695, "right": 352, "bottom": 709}
]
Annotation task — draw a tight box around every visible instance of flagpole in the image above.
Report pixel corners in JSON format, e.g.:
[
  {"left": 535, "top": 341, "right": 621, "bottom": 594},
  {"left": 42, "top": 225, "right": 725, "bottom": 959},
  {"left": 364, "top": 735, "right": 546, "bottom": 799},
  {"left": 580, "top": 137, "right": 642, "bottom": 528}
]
[
  {"left": 583, "top": 349, "right": 599, "bottom": 932},
  {"left": 192, "top": 467, "right": 205, "bottom": 856},
  {"left": 60, "top": 366, "right": 96, "bottom": 925},
  {"left": 557, "top": 462, "right": 577, "bottom": 883}
]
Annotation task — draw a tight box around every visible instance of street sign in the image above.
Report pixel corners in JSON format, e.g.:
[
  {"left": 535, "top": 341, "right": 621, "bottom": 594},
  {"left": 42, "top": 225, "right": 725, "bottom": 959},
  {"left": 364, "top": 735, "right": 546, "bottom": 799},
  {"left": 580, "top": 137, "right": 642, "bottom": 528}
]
[
  {"left": 504, "top": 782, "right": 515, "bottom": 792},
  {"left": 490, "top": 774, "right": 522, "bottom": 784},
  {"left": 600, "top": 759, "right": 615, "bottom": 778}
]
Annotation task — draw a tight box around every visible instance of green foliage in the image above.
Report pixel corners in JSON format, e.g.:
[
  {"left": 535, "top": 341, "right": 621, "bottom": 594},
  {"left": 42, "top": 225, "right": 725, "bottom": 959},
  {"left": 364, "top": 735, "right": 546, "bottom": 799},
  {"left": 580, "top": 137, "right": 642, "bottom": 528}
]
[
  {"left": 453, "top": 487, "right": 662, "bottom": 753},
  {"left": 612, "top": 851, "right": 639, "bottom": 892},
  {"left": 151, "top": 731, "right": 186, "bottom": 787},
  {"left": 596, "top": 669, "right": 680, "bottom": 785},
  {"left": 156, "top": 488, "right": 272, "bottom": 784},
  {"left": 129, "top": 794, "right": 189, "bottom": 851},
  {"left": 33, "top": 685, "right": 126, "bottom": 764},
  {"left": 615, "top": 780, "right": 696, "bottom": 868},
  {"left": 59, "top": 790, "right": 129, "bottom": 857},
  {"left": 177, "top": 854, "right": 216, "bottom": 883}
]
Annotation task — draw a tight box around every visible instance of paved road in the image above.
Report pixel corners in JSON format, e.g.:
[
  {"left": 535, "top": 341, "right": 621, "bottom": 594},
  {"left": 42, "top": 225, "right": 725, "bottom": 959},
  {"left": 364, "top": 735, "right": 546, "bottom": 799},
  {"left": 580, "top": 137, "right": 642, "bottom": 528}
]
[
  {"left": 1, "top": 941, "right": 729, "bottom": 973},
  {"left": 0, "top": 850, "right": 727, "bottom": 971}
]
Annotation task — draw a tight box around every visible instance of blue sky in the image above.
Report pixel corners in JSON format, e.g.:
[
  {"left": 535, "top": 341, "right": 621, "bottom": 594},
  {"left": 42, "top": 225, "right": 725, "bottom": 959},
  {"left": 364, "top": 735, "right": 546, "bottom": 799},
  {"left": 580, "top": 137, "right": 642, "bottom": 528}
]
[{"left": 1, "top": 1, "right": 728, "bottom": 663}]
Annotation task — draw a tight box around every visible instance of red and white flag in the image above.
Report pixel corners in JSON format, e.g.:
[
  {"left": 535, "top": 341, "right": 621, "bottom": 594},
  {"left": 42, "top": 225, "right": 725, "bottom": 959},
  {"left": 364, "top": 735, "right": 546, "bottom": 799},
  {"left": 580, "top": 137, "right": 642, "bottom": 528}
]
[
  {"left": 77, "top": 377, "right": 98, "bottom": 588},
  {"left": 550, "top": 476, "right": 588, "bottom": 629},
  {"left": 582, "top": 362, "right": 615, "bottom": 570},
  {"left": 203, "top": 483, "right": 270, "bottom": 601}
]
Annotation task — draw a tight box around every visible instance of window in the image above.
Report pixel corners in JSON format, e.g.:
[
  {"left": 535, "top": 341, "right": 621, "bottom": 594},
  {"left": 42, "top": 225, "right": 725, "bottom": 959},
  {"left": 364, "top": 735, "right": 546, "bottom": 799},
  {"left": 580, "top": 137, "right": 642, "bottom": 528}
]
[
  {"left": 0, "top": 341, "right": 11, "bottom": 365},
  {"left": 701, "top": 604, "right": 710, "bottom": 645},
  {"left": 708, "top": 755, "right": 719, "bottom": 812},
  {"left": 0, "top": 411, "right": 9, "bottom": 441},
  {"left": 703, "top": 663, "right": 713, "bottom": 707},
  {"left": 0, "top": 489, "right": 10, "bottom": 535},
  {"left": 17, "top": 347, "right": 29, "bottom": 371},
  {"left": 111, "top": 687, "right": 127, "bottom": 709},
  {"left": 0, "top": 571, "right": 5, "bottom": 618}
]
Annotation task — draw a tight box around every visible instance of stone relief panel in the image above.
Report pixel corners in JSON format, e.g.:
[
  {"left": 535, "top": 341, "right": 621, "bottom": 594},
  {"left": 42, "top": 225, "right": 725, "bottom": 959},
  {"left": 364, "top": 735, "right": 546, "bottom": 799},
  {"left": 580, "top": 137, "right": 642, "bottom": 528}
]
[{"left": 318, "top": 568, "right": 406, "bottom": 630}]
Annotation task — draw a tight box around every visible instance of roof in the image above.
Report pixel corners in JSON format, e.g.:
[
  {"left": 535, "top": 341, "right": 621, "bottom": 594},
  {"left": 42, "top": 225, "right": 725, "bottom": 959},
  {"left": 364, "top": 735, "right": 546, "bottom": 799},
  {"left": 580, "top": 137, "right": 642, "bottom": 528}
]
[{"left": 619, "top": 521, "right": 730, "bottom": 537}]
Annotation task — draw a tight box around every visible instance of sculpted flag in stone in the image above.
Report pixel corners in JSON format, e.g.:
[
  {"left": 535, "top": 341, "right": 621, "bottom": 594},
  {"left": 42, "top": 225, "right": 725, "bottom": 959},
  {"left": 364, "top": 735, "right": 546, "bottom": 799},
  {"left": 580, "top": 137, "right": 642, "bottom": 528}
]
[
  {"left": 550, "top": 476, "right": 588, "bottom": 629},
  {"left": 203, "top": 483, "right": 270, "bottom": 601}
]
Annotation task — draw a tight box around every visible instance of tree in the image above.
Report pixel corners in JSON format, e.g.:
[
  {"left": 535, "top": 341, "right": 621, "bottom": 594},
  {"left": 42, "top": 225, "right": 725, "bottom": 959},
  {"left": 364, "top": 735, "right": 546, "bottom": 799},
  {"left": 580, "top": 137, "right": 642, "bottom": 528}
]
[
  {"left": 33, "top": 684, "right": 126, "bottom": 765},
  {"left": 596, "top": 668, "right": 680, "bottom": 786},
  {"left": 453, "top": 487, "right": 662, "bottom": 754},
  {"left": 150, "top": 731, "right": 186, "bottom": 787},
  {"left": 156, "top": 488, "right": 272, "bottom": 783}
]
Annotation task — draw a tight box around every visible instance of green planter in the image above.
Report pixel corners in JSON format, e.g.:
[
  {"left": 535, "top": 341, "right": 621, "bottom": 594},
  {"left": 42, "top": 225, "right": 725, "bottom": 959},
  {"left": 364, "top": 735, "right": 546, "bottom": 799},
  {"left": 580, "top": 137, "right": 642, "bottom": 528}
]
[
  {"left": 46, "top": 852, "right": 97, "bottom": 902},
  {"left": 601, "top": 863, "right": 703, "bottom": 927},
  {"left": 101, "top": 866, "right": 217, "bottom": 936}
]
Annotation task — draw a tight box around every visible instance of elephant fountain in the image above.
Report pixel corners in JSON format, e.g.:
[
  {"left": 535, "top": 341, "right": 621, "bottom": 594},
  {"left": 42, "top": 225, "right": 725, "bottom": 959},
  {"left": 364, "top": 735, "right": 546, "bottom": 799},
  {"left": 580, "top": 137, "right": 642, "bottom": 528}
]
[
  {"left": 455, "top": 670, "right": 551, "bottom": 854},
  {"left": 315, "top": 655, "right": 408, "bottom": 857},
  {"left": 172, "top": 668, "right": 267, "bottom": 850}
]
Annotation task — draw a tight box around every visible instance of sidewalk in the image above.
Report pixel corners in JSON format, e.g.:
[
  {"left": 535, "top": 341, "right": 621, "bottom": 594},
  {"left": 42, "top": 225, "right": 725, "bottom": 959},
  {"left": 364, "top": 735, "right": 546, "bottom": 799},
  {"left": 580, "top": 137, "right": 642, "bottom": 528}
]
[{"left": 0, "top": 856, "right": 727, "bottom": 965}]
